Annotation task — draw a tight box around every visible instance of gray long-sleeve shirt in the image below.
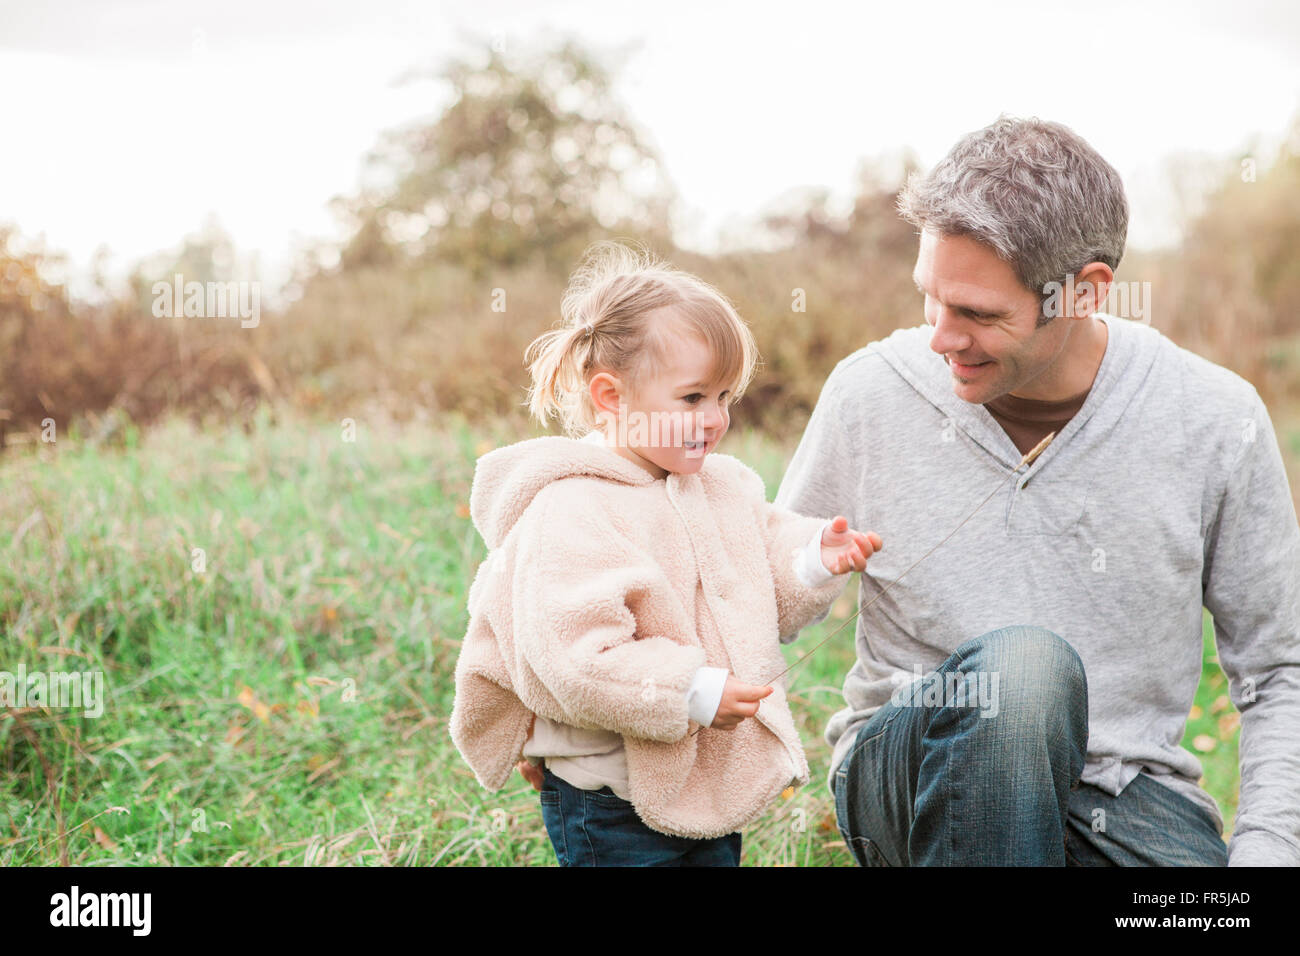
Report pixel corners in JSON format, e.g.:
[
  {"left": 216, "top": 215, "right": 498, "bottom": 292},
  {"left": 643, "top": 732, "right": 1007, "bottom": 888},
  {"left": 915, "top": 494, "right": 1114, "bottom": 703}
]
[{"left": 774, "top": 314, "right": 1300, "bottom": 866}]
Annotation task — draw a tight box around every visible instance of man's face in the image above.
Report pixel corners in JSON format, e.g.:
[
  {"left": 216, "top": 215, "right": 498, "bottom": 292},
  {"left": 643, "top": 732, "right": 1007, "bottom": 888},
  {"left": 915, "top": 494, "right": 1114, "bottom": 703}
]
[{"left": 913, "top": 229, "right": 1074, "bottom": 404}]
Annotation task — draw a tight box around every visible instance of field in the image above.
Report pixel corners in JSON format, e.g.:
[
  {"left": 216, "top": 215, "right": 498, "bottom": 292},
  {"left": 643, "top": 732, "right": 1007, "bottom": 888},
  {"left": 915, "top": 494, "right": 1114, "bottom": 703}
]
[{"left": 0, "top": 411, "right": 1255, "bottom": 865}]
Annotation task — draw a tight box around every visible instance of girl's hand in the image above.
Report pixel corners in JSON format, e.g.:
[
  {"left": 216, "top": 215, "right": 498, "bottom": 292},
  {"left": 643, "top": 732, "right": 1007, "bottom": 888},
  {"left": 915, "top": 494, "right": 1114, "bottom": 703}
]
[
  {"left": 711, "top": 676, "right": 773, "bottom": 730},
  {"left": 516, "top": 713, "right": 543, "bottom": 791},
  {"left": 820, "top": 516, "right": 882, "bottom": 575},
  {"left": 516, "top": 759, "right": 544, "bottom": 791}
]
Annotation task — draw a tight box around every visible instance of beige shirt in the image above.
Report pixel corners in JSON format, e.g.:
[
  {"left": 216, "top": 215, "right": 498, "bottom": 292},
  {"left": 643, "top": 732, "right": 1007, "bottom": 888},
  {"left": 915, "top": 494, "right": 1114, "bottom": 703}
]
[{"left": 522, "top": 719, "right": 630, "bottom": 797}]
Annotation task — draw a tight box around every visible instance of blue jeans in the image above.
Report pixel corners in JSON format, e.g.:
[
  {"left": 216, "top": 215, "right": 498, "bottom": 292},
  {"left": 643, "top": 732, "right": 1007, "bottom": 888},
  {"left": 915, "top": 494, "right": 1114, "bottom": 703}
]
[
  {"left": 833, "top": 625, "right": 1229, "bottom": 866},
  {"left": 538, "top": 765, "right": 742, "bottom": 866}
]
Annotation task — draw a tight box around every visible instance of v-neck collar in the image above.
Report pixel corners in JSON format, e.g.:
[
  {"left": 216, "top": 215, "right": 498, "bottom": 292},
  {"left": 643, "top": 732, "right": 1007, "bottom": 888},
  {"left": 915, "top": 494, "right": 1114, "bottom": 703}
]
[{"left": 872, "top": 314, "right": 1158, "bottom": 482}]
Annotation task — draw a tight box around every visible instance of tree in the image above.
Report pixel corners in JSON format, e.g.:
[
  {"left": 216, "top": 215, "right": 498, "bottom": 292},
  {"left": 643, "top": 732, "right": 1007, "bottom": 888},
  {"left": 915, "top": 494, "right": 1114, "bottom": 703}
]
[{"left": 333, "top": 37, "right": 678, "bottom": 278}]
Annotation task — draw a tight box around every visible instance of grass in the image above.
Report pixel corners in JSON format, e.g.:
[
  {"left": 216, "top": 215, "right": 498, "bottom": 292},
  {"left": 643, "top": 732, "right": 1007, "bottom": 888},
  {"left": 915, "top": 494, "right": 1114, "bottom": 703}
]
[{"left": 0, "top": 410, "right": 1274, "bottom": 865}]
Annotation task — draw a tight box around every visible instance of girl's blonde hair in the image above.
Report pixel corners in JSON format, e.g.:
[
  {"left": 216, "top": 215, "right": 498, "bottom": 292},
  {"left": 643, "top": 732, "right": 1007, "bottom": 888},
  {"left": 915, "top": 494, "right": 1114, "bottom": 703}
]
[{"left": 525, "top": 240, "right": 759, "bottom": 437}]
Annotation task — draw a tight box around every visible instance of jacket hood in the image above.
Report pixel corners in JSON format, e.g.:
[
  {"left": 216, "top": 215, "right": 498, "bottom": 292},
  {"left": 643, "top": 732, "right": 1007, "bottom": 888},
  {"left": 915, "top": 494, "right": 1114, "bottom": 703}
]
[{"left": 469, "top": 431, "right": 658, "bottom": 549}]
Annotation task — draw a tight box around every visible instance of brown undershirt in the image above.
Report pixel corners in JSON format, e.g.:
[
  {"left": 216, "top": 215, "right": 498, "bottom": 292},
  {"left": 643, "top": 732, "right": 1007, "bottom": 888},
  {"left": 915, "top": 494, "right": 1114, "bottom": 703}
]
[{"left": 983, "top": 387, "right": 1090, "bottom": 457}]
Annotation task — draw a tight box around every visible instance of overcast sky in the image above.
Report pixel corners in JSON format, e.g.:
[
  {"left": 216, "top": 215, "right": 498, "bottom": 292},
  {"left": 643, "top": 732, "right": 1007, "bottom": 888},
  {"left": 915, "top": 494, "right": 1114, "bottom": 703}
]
[{"left": 3, "top": 0, "right": 1298, "bottom": 300}]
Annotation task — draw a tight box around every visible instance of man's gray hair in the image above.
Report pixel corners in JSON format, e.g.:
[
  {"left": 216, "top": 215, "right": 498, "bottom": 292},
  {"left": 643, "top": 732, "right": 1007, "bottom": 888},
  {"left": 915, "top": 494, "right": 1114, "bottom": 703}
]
[{"left": 897, "top": 115, "right": 1128, "bottom": 324}]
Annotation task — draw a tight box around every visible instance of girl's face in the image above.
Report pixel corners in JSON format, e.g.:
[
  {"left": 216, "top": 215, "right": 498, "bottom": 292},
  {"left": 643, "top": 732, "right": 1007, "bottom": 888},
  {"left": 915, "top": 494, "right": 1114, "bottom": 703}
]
[{"left": 590, "top": 327, "right": 731, "bottom": 480}]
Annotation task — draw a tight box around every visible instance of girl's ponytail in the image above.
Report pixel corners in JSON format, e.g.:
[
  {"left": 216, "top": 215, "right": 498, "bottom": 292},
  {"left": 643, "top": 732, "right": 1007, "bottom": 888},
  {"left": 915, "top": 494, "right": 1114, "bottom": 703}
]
[{"left": 523, "top": 321, "right": 597, "bottom": 432}]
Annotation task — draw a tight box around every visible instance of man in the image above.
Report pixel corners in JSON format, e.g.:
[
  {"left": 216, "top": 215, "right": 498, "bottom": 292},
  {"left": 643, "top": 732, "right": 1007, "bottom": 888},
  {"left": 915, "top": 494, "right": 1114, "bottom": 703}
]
[{"left": 775, "top": 115, "right": 1300, "bottom": 866}]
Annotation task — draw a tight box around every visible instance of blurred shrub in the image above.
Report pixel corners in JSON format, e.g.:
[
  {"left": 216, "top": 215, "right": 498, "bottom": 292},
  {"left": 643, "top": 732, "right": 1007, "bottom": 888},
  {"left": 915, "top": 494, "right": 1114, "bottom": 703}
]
[
  {"left": 1140, "top": 113, "right": 1300, "bottom": 403},
  {"left": 0, "top": 229, "right": 257, "bottom": 446}
]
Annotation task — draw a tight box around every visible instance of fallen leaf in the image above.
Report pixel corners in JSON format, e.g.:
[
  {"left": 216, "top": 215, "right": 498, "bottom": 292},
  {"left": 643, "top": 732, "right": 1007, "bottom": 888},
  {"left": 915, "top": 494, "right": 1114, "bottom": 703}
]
[{"left": 237, "top": 684, "right": 271, "bottom": 724}]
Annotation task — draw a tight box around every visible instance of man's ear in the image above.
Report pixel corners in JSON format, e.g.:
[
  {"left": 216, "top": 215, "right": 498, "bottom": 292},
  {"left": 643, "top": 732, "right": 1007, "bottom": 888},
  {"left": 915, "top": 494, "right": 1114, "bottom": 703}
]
[{"left": 1071, "top": 262, "right": 1114, "bottom": 318}]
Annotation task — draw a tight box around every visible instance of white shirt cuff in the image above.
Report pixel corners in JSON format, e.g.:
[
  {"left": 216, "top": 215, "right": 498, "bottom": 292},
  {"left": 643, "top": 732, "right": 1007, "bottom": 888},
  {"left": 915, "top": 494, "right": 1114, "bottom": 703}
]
[
  {"left": 793, "top": 520, "right": 836, "bottom": 587},
  {"left": 686, "top": 666, "right": 730, "bottom": 726}
]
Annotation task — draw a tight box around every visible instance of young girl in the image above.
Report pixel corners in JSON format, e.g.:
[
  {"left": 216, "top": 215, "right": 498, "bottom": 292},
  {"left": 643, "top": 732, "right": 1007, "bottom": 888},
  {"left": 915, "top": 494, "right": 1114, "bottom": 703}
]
[{"left": 450, "top": 241, "right": 882, "bottom": 866}]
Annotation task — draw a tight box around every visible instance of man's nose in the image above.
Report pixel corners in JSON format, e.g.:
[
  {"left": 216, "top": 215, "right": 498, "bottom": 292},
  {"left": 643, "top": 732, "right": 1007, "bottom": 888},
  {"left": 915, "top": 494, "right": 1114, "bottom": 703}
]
[{"left": 928, "top": 303, "right": 972, "bottom": 357}]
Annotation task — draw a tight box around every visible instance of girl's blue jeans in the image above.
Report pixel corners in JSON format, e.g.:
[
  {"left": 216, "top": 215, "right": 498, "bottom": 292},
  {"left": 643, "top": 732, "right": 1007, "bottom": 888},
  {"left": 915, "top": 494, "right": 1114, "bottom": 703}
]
[
  {"left": 833, "top": 625, "right": 1229, "bottom": 866},
  {"left": 539, "top": 765, "right": 742, "bottom": 866}
]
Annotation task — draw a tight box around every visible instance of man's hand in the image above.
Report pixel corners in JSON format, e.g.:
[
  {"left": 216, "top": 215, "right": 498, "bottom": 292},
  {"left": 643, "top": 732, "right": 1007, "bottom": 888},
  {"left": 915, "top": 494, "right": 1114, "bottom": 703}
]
[
  {"left": 711, "top": 676, "right": 773, "bottom": 730},
  {"left": 820, "top": 515, "right": 882, "bottom": 574}
]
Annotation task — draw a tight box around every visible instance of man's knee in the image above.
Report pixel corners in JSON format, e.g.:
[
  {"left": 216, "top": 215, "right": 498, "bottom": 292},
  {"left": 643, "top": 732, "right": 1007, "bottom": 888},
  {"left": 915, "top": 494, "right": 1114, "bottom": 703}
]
[{"left": 949, "top": 625, "right": 1088, "bottom": 723}]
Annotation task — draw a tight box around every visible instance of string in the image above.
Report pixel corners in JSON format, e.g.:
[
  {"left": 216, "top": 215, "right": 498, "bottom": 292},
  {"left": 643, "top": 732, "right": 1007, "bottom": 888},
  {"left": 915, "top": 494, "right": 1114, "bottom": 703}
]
[{"left": 688, "top": 430, "right": 1057, "bottom": 737}]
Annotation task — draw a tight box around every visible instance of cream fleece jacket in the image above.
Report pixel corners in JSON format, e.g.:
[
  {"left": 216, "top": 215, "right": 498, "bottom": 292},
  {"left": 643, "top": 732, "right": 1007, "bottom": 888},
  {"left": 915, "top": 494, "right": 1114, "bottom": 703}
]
[
  {"left": 450, "top": 430, "right": 851, "bottom": 839},
  {"left": 517, "top": 440, "right": 839, "bottom": 800}
]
